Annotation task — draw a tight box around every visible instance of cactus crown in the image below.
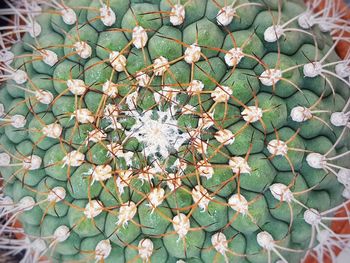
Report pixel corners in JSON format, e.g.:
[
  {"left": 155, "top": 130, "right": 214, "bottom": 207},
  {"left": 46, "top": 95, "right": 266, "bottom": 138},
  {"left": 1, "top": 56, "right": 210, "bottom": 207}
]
[{"left": 0, "top": 0, "right": 350, "bottom": 262}]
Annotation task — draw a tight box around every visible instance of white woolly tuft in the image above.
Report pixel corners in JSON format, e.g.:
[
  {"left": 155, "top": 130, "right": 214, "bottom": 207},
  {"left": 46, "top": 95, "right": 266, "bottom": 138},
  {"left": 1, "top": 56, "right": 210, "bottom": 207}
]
[
  {"left": 217, "top": 6, "right": 235, "bottom": 26},
  {"left": 170, "top": 4, "right": 185, "bottom": 26},
  {"left": 132, "top": 26, "right": 148, "bottom": 49},
  {"left": 100, "top": 4, "right": 116, "bottom": 27},
  {"left": 138, "top": 239, "right": 154, "bottom": 261},
  {"left": 125, "top": 108, "right": 189, "bottom": 161},
  {"left": 73, "top": 41, "right": 92, "bottom": 59},
  {"left": 228, "top": 193, "right": 249, "bottom": 215},
  {"left": 184, "top": 44, "right": 201, "bottom": 64},
  {"left": 173, "top": 213, "right": 190, "bottom": 239},
  {"left": 256, "top": 231, "right": 274, "bottom": 250},
  {"left": 95, "top": 239, "right": 112, "bottom": 260}
]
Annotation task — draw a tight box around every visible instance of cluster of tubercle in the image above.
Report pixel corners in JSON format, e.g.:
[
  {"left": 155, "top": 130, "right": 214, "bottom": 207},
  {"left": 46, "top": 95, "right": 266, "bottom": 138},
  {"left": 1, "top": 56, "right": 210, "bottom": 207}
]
[{"left": 0, "top": 0, "right": 350, "bottom": 262}]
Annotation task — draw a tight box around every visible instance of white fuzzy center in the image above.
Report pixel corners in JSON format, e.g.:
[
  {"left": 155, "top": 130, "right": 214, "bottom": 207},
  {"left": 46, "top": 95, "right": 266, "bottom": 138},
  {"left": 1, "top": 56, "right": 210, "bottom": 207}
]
[{"left": 126, "top": 109, "right": 189, "bottom": 161}]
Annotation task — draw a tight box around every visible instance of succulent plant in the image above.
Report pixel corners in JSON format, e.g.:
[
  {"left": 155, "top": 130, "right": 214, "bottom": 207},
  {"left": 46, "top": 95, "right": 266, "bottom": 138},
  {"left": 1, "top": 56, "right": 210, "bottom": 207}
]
[{"left": 0, "top": 0, "right": 350, "bottom": 262}]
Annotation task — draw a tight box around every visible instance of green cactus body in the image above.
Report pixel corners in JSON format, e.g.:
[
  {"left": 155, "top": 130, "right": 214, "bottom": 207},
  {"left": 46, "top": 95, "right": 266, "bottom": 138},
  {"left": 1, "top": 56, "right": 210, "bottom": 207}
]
[{"left": 0, "top": 0, "right": 350, "bottom": 262}]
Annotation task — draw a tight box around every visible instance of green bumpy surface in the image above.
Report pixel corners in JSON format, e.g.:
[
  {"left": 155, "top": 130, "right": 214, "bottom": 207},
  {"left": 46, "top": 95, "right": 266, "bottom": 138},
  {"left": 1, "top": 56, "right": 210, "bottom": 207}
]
[{"left": 1, "top": 0, "right": 350, "bottom": 262}]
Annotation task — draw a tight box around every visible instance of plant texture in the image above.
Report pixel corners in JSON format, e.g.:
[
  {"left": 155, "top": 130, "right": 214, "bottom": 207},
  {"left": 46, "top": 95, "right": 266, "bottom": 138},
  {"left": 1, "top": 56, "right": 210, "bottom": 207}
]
[{"left": 0, "top": 0, "right": 350, "bottom": 262}]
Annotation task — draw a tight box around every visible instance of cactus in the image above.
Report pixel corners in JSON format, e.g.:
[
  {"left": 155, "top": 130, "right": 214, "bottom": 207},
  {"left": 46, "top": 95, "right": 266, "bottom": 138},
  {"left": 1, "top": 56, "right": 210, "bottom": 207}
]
[{"left": 0, "top": 0, "right": 350, "bottom": 262}]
